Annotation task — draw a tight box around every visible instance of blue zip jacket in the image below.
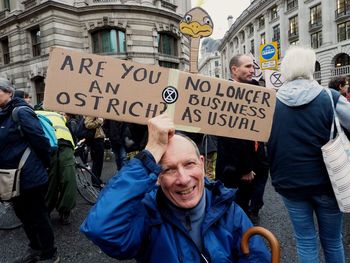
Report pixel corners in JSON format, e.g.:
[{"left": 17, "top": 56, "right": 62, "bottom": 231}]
[
  {"left": 81, "top": 151, "right": 270, "bottom": 262},
  {"left": 0, "top": 97, "right": 51, "bottom": 189}
]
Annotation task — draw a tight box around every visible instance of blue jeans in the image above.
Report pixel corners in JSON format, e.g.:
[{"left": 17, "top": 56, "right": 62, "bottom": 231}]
[{"left": 282, "top": 194, "right": 344, "bottom": 263}]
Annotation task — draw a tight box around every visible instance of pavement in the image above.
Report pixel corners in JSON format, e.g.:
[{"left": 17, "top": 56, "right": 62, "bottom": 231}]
[{"left": 0, "top": 155, "right": 349, "bottom": 263}]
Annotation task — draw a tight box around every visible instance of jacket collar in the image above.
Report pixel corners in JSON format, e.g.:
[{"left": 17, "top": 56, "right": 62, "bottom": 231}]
[{"left": 142, "top": 179, "right": 236, "bottom": 229}]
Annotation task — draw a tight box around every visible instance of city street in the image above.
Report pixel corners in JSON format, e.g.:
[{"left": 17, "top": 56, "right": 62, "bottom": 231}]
[{"left": 1, "top": 156, "right": 349, "bottom": 263}]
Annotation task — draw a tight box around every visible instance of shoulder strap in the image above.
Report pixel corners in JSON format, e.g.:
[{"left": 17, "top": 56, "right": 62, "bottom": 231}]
[
  {"left": 324, "top": 88, "right": 343, "bottom": 139},
  {"left": 12, "top": 106, "right": 36, "bottom": 137},
  {"left": 18, "top": 147, "right": 31, "bottom": 169}
]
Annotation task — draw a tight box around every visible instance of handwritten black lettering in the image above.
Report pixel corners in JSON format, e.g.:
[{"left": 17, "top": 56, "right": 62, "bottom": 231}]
[
  {"left": 56, "top": 92, "right": 70, "bottom": 104},
  {"left": 89, "top": 80, "right": 102, "bottom": 94},
  {"left": 75, "top": 93, "right": 87, "bottom": 107},
  {"left": 129, "top": 102, "right": 143, "bottom": 117},
  {"left": 105, "top": 82, "right": 120, "bottom": 95},
  {"left": 185, "top": 77, "right": 201, "bottom": 91},
  {"left": 134, "top": 68, "right": 147, "bottom": 82},
  {"left": 96, "top": 61, "right": 107, "bottom": 77},
  {"left": 262, "top": 92, "right": 271, "bottom": 107},
  {"left": 149, "top": 71, "right": 161, "bottom": 84},
  {"left": 121, "top": 63, "right": 134, "bottom": 79},
  {"left": 60, "top": 55, "right": 74, "bottom": 71},
  {"left": 91, "top": 95, "right": 103, "bottom": 110},
  {"left": 79, "top": 58, "right": 93, "bottom": 75},
  {"left": 106, "top": 98, "right": 120, "bottom": 115},
  {"left": 145, "top": 103, "right": 159, "bottom": 118}
]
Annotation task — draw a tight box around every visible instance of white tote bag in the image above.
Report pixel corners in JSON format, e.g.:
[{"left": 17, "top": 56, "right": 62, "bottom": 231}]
[
  {"left": 321, "top": 89, "right": 350, "bottom": 213},
  {"left": 0, "top": 148, "right": 30, "bottom": 201}
]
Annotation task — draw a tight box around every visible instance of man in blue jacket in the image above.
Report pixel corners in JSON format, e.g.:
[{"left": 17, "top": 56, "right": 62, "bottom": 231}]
[{"left": 81, "top": 114, "right": 270, "bottom": 262}]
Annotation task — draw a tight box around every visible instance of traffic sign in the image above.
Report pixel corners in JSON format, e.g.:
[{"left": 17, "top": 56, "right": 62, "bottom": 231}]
[{"left": 259, "top": 42, "right": 279, "bottom": 70}]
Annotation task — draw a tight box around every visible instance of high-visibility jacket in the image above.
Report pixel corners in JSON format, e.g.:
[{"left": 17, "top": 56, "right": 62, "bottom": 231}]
[{"left": 36, "top": 110, "right": 75, "bottom": 147}]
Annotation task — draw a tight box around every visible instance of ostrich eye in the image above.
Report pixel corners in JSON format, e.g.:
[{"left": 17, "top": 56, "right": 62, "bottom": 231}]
[
  {"left": 184, "top": 14, "right": 192, "bottom": 23},
  {"left": 203, "top": 17, "right": 212, "bottom": 26}
]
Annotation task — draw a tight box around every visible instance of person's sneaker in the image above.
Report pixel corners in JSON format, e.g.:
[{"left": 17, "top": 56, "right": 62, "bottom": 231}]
[
  {"left": 38, "top": 251, "right": 60, "bottom": 263},
  {"left": 59, "top": 211, "right": 71, "bottom": 225},
  {"left": 13, "top": 247, "right": 41, "bottom": 263}
]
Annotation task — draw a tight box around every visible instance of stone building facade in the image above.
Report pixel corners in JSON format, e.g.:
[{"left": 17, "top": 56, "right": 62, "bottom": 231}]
[
  {"left": 218, "top": 0, "right": 350, "bottom": 86},
  {"left": 0, "top": 0, "right": 190, "bottom": 104}
]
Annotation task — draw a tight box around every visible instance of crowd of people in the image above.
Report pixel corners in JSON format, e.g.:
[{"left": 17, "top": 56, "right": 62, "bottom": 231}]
[{"left": 1, "top": 45, "right": 350, "bottom": 263}]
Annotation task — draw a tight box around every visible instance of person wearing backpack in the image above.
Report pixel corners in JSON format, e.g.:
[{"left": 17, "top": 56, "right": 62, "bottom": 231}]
[
  {"left": 83, "top": 116, "right": 105, "bottom": 185},
  {"left": 0, "top": 79, "right": 59, "bottom": 262},
  {"left": 36, "top": 110, "right": 76, "bottom": 225}
]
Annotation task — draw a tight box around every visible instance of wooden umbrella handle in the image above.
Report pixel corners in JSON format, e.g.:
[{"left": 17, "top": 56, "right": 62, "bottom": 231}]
[{"left": 241, "top": 226, "right": 280, "bottom": 263}]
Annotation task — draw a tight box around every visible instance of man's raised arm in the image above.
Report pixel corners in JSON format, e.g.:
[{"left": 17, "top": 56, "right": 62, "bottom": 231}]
[{"left": 80, "top": 113, "right": 174, "bottom": 259}]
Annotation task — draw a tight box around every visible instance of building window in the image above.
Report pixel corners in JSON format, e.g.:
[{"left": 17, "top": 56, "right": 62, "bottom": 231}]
[
  {"left": 288, "top": 15, "right": 299, "bottom": 38},
  {"left": 286, "top": 0, "right": 297, "bottom": 11},
  {"left": 336, "top": 0, "right": 350, "bottom": 17},
  {"left": 311, "top": 31, "right": 322, "bottom": 48},
  {"left": 270, "top": 5, "right": 278, "bottom": 20},
  {"left": 310, "top": 4, "right": 322, "bottom": 27},
  {"left": 250, "top": 39, "right": 255, "bottom": 56},
  {"left": 158, "top": 33, "right": 178, "bottom": 56},
  {"left": 314, "top": 61, "right": 321, "bottom": 83},
  {"left": 258, "top": 15, "right": 265, "bottom": 29},
  {"left": 337, "top": 21, "right": 350, "bottom": 41},
  {"left": 272, "top": 25, "right": 280, "bottom": 59},
  {"left": 260, "top": 33, "right": 266, "bottom": 45},
  {"left": 243, "top": 45, "right": 246, "bottom": 54},
  {"left": 92, "top": 28, "right": 126, "bottom": 54},
  {"left": 3, "top": 0, "right": 10, "bottom": 10},
  {"left": 335, "top": 53, "right": 350, "bottom": 67},
  {"left": 272, "top": 25, "right": 280, "bottom": 42},
  {"left": 248, "top": 24, "right": 254, "bottom": 36},
  {"left": 34, "top": 76, "right": 45, "bottom": 104},
  {"left": 1, "top": 37, "right": 9, "bottom": 65},
  {"left": 30, "top": 27, "right": 41, "bottom": 57},
  {"left": 159, "top": 61, "right": 178, "bottom": 69},
  {"left": 240, "top": 31, "right": 245, "bottom": 42},
  {"left": 234, "top": 37, "right": 239, "bottom": 48},
  {"left": 215, "top": 60, "right": 219, "bottom": 67}
]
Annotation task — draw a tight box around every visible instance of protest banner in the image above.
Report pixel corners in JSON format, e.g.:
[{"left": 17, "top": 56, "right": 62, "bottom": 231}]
[{"left": 44, "top": 48, "right": 276, "bottom": 142}]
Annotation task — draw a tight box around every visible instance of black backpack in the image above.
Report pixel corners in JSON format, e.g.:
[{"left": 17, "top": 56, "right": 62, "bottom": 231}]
[{"left": 76, "top": 118, "right": 96, "bottom": 141}]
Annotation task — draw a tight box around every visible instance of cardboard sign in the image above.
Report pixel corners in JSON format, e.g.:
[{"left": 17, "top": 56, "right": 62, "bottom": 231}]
[
  {"left": 265, "top": 70, "right": 285, "bottom": 90},
  {"left": 44, "top": 48, "right": 276, "bottom": 142},
  {"left": 259, "top": 42, "right": 279, "bottom": 70}
]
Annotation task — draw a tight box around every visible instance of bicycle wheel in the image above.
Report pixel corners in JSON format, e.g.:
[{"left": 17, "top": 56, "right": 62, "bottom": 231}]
[
  {"left": 76, "top": 164, "right": 101, "bottom": 205},
  {"left": 0, "top": 201, "right": 22, "bottom": 230}
]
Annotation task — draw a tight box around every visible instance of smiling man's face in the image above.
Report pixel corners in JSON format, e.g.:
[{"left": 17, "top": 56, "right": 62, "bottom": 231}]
[{"left": 159, "top": 135, "right": 205, "bottom": 209}]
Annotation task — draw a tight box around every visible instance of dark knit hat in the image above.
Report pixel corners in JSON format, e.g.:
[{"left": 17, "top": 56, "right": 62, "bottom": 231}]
[{"left": 14, "top": 90, "right": 25, "bottom": 98}]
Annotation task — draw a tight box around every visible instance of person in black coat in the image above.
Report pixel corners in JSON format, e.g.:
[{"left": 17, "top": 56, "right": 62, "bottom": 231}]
[
  {"left": 0, "top": 79, "right": 59, "bottom": 262},
  {"left": 215, "top": 54, "right": 269, "bottom": 224}
]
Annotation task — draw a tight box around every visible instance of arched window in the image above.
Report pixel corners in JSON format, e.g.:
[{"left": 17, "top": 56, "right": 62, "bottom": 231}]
[
  {"left": 158, "top": 32, "right": 178, "bottom": 56},
  {"left": 91, "top": 28, "right": 126, "bottom": 54},
  {"left": 314, "top": 61, "right": 321, "bottom": 84},
  {"left": 335, "top": 53, "right": 350, "bottom": 67},
  {"left": 315, "top": 61, "right": 321, "bottom": 72},
  {"left": 33, "top": 76, "right": 45, "bottom": 105}
]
